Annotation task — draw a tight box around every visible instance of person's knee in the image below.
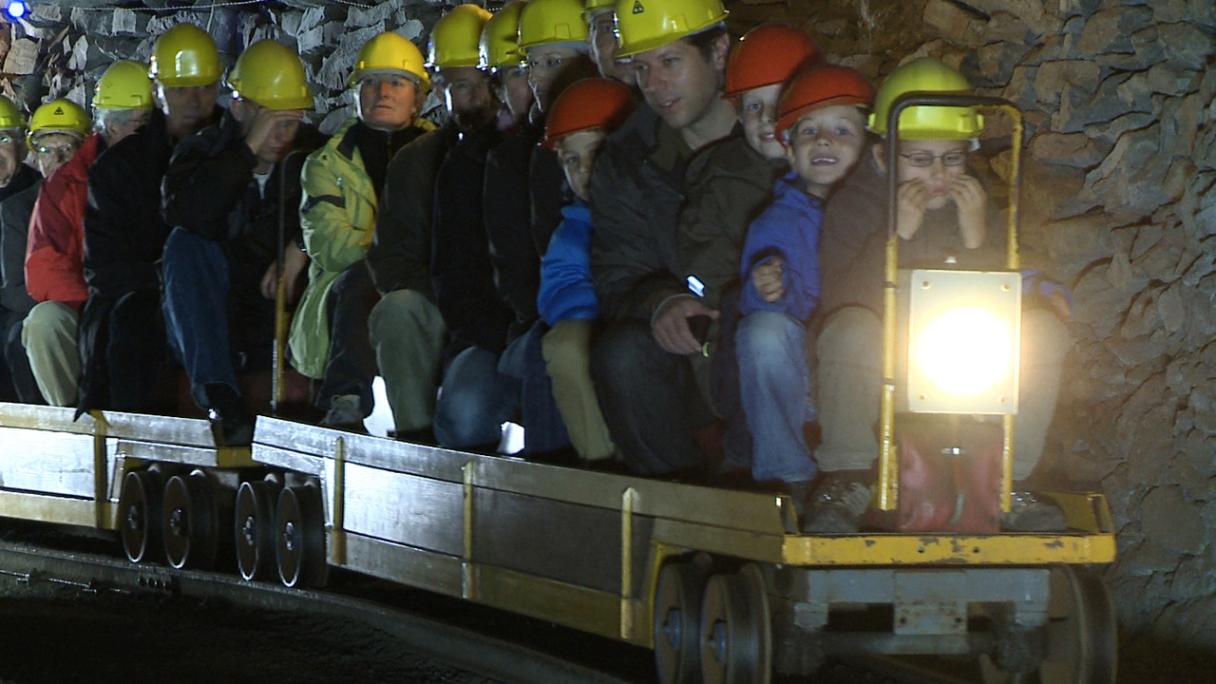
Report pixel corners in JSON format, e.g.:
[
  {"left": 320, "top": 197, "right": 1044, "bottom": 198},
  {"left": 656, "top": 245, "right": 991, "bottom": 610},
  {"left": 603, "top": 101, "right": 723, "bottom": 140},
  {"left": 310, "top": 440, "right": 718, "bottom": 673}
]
[
  {"left": 370, "top": 289, "right": 436, "bottom": 335},
  {"left": 542, "top": 324, "right": 588, "bottom": 382},
  {"left": 22, "top": 302, "right": 76, "bottom": 344},
  {"left": 435, "top": 384, "right": 497, "bottom": 447},
  {"left": 590, "top": 321, "right": 650, "bottom": 386},
  {"left": 818, "top": 307, "right": 880, "bottom": 362},
  {"left": 737, "top": 312, "right": 801, "bottom": 370}
]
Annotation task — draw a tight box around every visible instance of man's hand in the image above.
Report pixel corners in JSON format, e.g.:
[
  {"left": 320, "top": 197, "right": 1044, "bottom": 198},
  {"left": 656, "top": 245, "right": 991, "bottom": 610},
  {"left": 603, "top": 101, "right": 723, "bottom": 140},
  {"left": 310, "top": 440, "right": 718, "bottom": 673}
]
[
  {"left": 895, "top": 179, "right": 929, "bottom": 240},
  {"left": 951, "top": 174, "right": 988, "bottom": 248},
  {"left": 751, "top": 256, "right": 785, "bottom": 303},
  {"left": 651, "top": 295, "right": 719, "bottom": 355},
  {"left": 245, "top": 109, "right": 304, "bottom": 161},
  {"left": 260, "top": 242, "right": 310, "bottom": 305}
]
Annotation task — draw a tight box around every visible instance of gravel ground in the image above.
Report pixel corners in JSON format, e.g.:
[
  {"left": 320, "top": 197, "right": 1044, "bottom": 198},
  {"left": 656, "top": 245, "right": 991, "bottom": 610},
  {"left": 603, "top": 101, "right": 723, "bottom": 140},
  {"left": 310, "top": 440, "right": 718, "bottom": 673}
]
[{"left": 0, "top": 590, "right": 497, "bottom": 684}]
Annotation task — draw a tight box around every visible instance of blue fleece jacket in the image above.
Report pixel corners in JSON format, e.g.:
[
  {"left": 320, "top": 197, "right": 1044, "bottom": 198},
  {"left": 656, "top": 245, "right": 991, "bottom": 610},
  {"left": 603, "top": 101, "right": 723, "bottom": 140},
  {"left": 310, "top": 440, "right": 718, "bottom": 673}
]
[
  {"left": 538, "top": 200, "right": 599, "bottom": 325},
  {"left": 739, "top": 172, "right": 822, "bottom": 321}
]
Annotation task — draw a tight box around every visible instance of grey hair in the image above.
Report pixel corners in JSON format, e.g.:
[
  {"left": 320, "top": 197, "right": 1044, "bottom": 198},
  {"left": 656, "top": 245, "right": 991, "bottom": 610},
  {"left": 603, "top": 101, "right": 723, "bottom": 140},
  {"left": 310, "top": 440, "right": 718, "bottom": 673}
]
[{"left": 93, "top": 107, "right": 146, "bottom": 136}]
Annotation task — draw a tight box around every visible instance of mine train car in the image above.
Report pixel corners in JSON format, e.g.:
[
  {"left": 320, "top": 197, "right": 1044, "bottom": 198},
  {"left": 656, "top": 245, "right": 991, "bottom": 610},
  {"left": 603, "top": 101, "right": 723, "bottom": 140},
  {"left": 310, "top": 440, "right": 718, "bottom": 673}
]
[
  {"left": 0, "top": 94, "right": 1117, "bottom": 683},
  {"left": 0, "top": 401, "right": 1116, "bottom": 683}
]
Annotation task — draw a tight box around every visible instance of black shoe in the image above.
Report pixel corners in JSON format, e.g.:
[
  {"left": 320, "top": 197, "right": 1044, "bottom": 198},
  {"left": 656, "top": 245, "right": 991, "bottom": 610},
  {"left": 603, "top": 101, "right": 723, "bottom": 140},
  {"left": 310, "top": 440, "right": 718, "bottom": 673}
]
[
  {"left": 203, "top": 383, "right": 253, "bottom": 447},
  {"left": 1001, "top": 491, "right": 1067, "bottom": 532},
  {"left": 802, "top": 474, "right": 872, "bottom": 534}
]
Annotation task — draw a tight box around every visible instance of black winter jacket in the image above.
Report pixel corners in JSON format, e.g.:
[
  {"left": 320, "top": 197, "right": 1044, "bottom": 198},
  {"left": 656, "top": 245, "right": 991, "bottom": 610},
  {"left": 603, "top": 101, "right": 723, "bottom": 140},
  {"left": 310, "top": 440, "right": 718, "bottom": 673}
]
[
  {"left": 0, "top": 168, "right": 41, "bottom": 317},
  {"left": 431, "top": 124, "right": 513, "bottom": 355},
  {"left": 484, "top": 126, "right": 542, "bottom": 330},
  {"left": 590, "top": 104, "right": 696, "bottom": 322},
  {"left": 366, "top": 125, "right": 458, "bottom": 298}
]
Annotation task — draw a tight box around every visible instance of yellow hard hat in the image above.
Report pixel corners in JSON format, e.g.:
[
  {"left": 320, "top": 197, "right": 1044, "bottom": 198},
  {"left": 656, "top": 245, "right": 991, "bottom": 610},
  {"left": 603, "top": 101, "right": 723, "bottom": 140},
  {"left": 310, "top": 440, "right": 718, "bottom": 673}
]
[
  {"left": 428, "top": 4, "right": 493, "bottom": 69},
  {"left": 349, "top": 32, "right": 430, "bottom": 89},
  {"left": 149, "top": 24, "right": 221, "bottom": 88},
  {"left": 479, "top": 1, "right": 527, "bottom": 71},
  {"left": 0, "top": 95, "right": 24, "bottom": 131},
  {"left": 94, "top": 60, "right": 155, "bottom": 110},
  {"left": 519, "top": 0, "right": 589, "bottom": 52},
  {"left": 613, "top": 0, "right": 727, "bottom": 59},
  {"left": 28, "top": 98, "right": 91, "bottom": 147},
  {"left": 584, "top": 0, "right": 615, "bottom": 12},
  {"left": 868, "top": 58, "right": 984, "bottom": 140},
  {"left": 227, "top": 40, "right": 313, "bottom": 111}
]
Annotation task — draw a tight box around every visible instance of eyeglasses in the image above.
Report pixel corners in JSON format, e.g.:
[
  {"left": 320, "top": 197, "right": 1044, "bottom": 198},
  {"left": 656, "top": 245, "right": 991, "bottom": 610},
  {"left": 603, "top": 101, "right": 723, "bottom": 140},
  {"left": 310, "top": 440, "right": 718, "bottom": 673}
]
[
  {"left": 0, "top": 134, "right": 16, "bottom": 146},
  {"left": 36, "top": 144, "right": 77, "bottom": 157},
  {"left": 900, "top": 150, "right": 969, "bottom": 167}
]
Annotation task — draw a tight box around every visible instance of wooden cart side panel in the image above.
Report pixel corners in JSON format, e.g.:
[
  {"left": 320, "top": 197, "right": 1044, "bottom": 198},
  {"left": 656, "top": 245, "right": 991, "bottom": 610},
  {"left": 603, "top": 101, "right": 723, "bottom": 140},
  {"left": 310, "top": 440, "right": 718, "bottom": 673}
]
[
  {"left": 0, "top": 428, "right": 104, "bottom": 497},
  {"left": 0, "top": 490, "right": 96, "bottom": 526},
  {"left": 0, "top": 403, "right": 94, "bottom": 433},
  {"left": 342, "top": 463, "right": 464, "bottom": 556},
  {"left": 472, "top": 487, "right": 655, "bottom": 595},
  {"left": 94, "top": 411, "right": 217, "bottom": 447},
  {"left": 254, "top": 417, "right": 789, "bottom": 535}
]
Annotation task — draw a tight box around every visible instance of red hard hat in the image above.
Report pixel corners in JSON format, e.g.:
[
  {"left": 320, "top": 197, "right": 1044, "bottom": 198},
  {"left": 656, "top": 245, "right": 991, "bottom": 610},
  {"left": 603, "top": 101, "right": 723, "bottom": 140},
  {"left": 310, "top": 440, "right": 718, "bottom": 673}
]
[
  {"left": 776, "top": 64, "right": 875, "bottom": 140},
  {"left": 724, "top": 24, "right": 820, "bottom": 99},
  {"left": 544, "top": 78, "right": 636, "bottom": 148}
]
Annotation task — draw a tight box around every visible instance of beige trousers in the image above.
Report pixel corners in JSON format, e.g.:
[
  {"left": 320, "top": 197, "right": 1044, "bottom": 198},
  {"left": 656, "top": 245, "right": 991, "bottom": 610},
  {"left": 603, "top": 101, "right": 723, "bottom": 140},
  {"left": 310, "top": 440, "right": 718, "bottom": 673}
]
[
  {"left": 22, "top": 301, "right": 80, "bottom": 407},
  {"left": 368, "top": 289, "right": 447, "bottom": 433},
  {"left": 541, "top": 320, "right": 615, "bottom": 462},
  {"left": 815, "top": 305, "right": 1070, "bottom": 480}
]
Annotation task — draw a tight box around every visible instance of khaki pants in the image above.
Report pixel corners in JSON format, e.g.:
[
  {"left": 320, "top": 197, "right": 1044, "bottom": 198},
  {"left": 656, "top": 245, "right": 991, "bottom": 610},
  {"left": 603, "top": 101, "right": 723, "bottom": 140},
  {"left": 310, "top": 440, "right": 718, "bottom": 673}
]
[
  {"left": 815, "top": 305, "right": 1070, "bottom": 480},
  {"left": 542, "top": 320, "right": 615, "bottom": 462},
  {"left": 369, "top": 289, "right": 446, "bottom": 433},
  {"left": 23, "top": 301, "right": 80, "bottom": 407}
]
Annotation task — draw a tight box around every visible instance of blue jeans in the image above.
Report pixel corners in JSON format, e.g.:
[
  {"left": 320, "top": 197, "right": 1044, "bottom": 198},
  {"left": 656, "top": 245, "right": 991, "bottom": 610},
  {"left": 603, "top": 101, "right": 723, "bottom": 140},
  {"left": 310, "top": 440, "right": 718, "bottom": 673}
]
[
  {"left": 434, "top": 345, "right": 516, "bottom": 449},
  {"left": 435, "top": 324, "right": 570, "bottom": 453},
  {"left": 499, "top": 322, "right": 569, "bottom": 455},
  {"left": 162, "top": 228, "right": 241, "bottom": 408},
  {"left": 735, "top": 310, "right": 816, "bottom": 483}
]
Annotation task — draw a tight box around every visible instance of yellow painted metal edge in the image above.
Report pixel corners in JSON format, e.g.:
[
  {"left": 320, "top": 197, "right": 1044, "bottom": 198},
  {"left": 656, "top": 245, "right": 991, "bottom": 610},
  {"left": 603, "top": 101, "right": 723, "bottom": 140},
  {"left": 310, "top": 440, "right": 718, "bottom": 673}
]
[
  {"left": 781, "top": 532, "right": 1116, "bottom": 565},
  {"left": 476, "top": 562, "right": 639, "bottom": 645},
  {"left": 0, "top": 490, "right": 97, "bottom": 527}
]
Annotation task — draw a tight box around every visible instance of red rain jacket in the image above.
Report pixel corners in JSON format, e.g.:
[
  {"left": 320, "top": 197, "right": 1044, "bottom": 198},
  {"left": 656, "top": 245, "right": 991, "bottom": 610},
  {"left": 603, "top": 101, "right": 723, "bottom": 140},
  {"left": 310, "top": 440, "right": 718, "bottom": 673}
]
[{"left": 25, "top": 133, "right": 103, "bottom": 308}]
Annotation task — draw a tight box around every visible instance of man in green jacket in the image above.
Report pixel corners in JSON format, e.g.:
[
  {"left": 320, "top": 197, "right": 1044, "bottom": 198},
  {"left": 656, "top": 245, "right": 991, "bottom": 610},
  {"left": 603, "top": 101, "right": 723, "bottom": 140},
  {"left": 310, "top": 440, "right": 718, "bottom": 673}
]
[{"left": 291, "top": 32, "right": 435, "bottom": 431}]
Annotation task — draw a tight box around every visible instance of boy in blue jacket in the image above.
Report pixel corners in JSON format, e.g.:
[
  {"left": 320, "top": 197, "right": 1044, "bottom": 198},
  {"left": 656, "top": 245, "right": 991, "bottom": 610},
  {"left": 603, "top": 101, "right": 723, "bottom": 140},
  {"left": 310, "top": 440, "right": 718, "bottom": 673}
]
[
  {"left": 735, "top": 65, "right": 874, "bottom": 519},
  {"left": 537, "top": 78, "right": 635, "bottom": 463}
]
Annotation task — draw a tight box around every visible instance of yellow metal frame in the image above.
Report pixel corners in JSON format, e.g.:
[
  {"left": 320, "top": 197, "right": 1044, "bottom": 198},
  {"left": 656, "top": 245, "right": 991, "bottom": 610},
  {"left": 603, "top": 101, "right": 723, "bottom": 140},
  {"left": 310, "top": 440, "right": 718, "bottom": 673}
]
[{"left": 877, "top": 99, "right": 1026, "bottom": 513}]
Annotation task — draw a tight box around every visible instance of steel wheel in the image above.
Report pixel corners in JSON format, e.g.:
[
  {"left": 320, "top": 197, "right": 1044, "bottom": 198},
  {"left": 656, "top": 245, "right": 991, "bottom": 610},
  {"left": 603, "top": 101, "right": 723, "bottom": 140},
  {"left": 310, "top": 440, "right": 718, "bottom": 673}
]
[
  {"left": 162, "top": 471, "right": 220, "bottom": 570},
  {"left": 981, "top": 565, "right": 1117, "bottom": 684},
  {"left": 653, "top": 556, "right": 712, "bottom": 684},
  {"left": 699, "top": 565, "right": 772, "bottom": 684},
  {"left": 119, "top": 469, "right": 162, "bottom": 564},
  {"left": 234, "top": 479, "right": 280, "bottom": 581},
  {"left": 275, "top": 483, "right": 327, "bottom": 588}
]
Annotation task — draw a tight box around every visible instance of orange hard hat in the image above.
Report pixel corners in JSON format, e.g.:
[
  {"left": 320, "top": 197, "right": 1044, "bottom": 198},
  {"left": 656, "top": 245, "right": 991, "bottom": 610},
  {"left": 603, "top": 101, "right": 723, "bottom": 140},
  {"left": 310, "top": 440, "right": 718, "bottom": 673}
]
[
  {"left": 544, "top": 77, "right": 635, "bottom": 147},
  {"left": 724, "top": 24, "right": 820, "bottom": 99},
  {"left": 776, "top": 65, "right": 874, "bottom": 140}
]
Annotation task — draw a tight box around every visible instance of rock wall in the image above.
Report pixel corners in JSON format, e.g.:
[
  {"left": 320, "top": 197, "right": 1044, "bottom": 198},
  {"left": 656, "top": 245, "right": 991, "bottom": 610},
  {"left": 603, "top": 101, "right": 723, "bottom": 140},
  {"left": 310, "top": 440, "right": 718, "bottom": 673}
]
[
  {"left": 0, "top": 0, "right": 1213, "bottom": 654},
  {"left": 729, "top": 0, "right": 1215, "bottom": 651},
  {"left": 0, "top": 0, "right": 447, "bottom": 134}
]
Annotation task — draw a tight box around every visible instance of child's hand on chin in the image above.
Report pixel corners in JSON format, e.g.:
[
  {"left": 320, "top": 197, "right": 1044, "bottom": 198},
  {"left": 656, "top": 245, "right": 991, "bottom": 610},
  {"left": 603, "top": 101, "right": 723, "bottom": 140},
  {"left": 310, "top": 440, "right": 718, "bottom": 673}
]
[
  {"left": 951, "top": 174, "right": 987, "bottom": 247},
  {"left": 895, "top": 179, "right": 928, "bottom": 240}
]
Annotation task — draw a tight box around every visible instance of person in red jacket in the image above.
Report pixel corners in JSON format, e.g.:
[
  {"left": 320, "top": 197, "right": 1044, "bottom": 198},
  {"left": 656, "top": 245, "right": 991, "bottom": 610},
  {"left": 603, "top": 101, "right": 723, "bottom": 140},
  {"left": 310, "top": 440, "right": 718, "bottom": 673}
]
[{"left": 22, "top": 62, "right": 153, "bottom": 406}]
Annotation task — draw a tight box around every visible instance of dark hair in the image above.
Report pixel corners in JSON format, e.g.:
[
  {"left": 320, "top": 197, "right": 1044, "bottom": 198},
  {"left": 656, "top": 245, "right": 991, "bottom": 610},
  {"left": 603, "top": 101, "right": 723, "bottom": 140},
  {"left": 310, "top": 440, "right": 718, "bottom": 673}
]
[{"left": 683, "top": 25, "right": 728, "bottom": 62}]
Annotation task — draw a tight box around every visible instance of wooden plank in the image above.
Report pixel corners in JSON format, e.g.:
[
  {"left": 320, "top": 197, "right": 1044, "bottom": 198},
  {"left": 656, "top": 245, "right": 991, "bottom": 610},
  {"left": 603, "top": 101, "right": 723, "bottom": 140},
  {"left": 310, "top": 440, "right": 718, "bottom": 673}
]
[
  {"left": 0, "top": 428, "right": 100, "bottom": 497},
  {"left": 0, "top": 490, "right": 95, "bottom": 526},
  {"left": 250, "top": 443, "right": 326, "bottom": 477},
  {"left": 342, "top": 464, "right": 464, "bottom": 556},
  {"left": 254, "top": 417, "right": 788, "bottom": 534},
  {"left": 116, "top": 440, "right": 254, "bottom": 469},
  {"left": 473, "top": 488, "right": 655, "bottom": 594},
  {"left": 0, "top": 402, "right": 94, "bottom": 434},
  {"left": 343, "top": 532, "right": 462, "bottom": 596},
  {"left": 95, "top": 411, "right": 216, "bottom": 446}
]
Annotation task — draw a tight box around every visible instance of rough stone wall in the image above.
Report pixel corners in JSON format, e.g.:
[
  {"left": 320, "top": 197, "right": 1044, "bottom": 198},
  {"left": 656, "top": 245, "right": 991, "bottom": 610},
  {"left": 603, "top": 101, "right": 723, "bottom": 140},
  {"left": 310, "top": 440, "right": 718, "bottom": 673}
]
[
  {"left": 0, "top": 0, "right": 448, "bottom": 135},
  {"left": 729, "top": 0, "right": 1216, "bottom": 650},
  {"left": 0, "top": 0, "right": 1212, "bottom": 653}
]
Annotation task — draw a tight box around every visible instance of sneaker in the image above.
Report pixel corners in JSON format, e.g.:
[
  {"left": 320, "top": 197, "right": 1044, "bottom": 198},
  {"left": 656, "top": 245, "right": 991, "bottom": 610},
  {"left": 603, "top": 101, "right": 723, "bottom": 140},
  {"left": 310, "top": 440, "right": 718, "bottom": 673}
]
[
  {"left": 802, "top": 477, "right": 872, "bottom": 534},
  {"left": 321, "top": 394, "right": 367, "bottom": 433},
  {"left": 1001, "top": 491, "right": 1067, "bottom": 532}
]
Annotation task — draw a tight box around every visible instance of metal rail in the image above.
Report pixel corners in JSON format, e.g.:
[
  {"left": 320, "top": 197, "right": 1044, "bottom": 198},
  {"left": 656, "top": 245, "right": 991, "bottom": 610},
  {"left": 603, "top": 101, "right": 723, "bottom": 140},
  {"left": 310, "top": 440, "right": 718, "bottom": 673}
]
[{"left": 0, "top": 539, "right": 636, "bottom": 684}]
